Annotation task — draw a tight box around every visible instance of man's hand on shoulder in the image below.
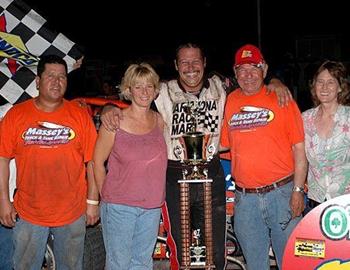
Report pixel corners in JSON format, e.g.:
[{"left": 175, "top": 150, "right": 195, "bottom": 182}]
[
  {"left": 266, "top": 78, "right": 293, "bottom": 107},
  {"left": 100, "top": 105, "right": 122, "bottom": 131}
]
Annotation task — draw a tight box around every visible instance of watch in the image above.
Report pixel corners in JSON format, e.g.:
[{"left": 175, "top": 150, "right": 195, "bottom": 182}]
[{"left": 292, "top": 186, "right": 304, "bottom": 193}]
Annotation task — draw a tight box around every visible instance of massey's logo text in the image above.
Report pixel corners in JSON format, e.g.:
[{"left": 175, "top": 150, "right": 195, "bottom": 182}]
[
  {"left": 320, "top": 204, "right": 350, "bottom": 240},
  {"left": 22, "top": 121, "right": 75, "bottom": 146},
  {"left": 229, "top": 106, "right": 274, "bottom": 130}
]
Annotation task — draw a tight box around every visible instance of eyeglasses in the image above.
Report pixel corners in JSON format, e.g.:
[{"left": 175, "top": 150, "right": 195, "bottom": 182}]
[
  {"left": 279, "top": 210, "right": 292, "bottom": 230},
  {"left": 235, "top": 66, "right": 262, "bottom": 77}
]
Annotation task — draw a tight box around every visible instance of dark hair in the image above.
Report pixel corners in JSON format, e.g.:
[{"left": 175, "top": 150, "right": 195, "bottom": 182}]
[
  {"left": 37, "top": 55, "right": 68, "bottom": 77},
  {"left": 175, "top": 43, "right": 205, "bottom": 63},
  {"left": 310, "top": 60, "right": 350, "bottom": 106}
]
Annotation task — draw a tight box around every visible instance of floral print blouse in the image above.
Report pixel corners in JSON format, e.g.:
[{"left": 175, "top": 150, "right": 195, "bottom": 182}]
[{"left": 302, "top": 105, "right": 350, "bottom": 203}]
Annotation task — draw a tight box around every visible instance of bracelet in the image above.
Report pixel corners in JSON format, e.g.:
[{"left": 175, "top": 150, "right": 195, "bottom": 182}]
[{"left": 86, "top": 199, "right": 99, "bottom": 206}]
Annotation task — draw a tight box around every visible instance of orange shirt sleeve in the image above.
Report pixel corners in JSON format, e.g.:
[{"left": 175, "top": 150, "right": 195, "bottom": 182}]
[
  {"left": 0, "top": 107, "right": 18, "bottom": 159},
  {"left": 285, "top": 100, "right": 305, "bottom": 145},
  {"left": 79, "top": 107, "right": 97, "bottom": 163},
  {"left": 220, "top": 97, "right": 232, "bottom": 149}
]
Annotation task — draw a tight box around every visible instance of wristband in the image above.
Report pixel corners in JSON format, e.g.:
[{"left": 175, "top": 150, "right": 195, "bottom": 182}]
[{"left": 86, "top": 199, "right": 99, "bottom": 206}]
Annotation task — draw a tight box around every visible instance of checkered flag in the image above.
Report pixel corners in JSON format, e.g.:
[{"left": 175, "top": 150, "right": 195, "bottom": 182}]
[
  {"left": 198, "top": 111, "right": 219, "bottom": 132},
  {"left": 0, "top": 0, "right": 83, "bottom": 104}
]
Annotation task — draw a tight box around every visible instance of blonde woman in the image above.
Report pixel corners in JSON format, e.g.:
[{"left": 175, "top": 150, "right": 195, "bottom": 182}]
[{"left": 93, "top": 63, "right": 167, "bottom": 270}]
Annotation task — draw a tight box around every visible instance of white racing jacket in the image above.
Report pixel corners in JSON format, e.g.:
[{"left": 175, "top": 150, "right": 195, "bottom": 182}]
[{"left": 155, "top": 75, "right": 226, "bottom": 161}]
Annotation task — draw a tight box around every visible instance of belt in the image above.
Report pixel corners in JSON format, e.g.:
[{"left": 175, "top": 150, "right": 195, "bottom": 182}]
[
  {"left": 167, "top": 155, "right": 219, "bottom": 169},
  {"left": 235, "top": 175, "right": 294, "bottom": 194}
]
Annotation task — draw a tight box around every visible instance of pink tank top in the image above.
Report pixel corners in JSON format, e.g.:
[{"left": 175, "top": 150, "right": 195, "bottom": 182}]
[{"left": 101, "top": 125, "right": 167, "bottom": 208}]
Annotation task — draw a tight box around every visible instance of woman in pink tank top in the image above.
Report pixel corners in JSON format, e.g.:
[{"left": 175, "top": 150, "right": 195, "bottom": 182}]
[{"left": 93, "top": 63, "right": 167, "bottom": 270}]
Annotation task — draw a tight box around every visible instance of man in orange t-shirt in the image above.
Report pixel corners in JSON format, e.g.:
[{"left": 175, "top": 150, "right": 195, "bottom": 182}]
[
  {"left": 0, "top": 55, "right": 99, "bottom": 270},
  {"left": 220, "top": 44, "right": 307, "bottom": 270}
]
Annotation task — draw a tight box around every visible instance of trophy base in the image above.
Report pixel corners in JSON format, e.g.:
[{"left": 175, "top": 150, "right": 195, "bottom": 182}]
[
  {"left": 180, "top": 265, "right": 216, "bottom": 269},
  {"left": 190, "top": 245, "right": 206, "bottom": 266},
  {"left": 183, "top": 159, "right": 205, "bottom": 165},
  {"left": 178, "top": 179, "right": 213, "bottom": 184},
  {"left": 181, "top": 162, "right": 208, "bottom": 180}
]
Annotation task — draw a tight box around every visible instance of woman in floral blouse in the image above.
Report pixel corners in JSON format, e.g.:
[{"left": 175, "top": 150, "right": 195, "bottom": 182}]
[{"left": 302, "top": 60, "right": 350, "bottom": 214}]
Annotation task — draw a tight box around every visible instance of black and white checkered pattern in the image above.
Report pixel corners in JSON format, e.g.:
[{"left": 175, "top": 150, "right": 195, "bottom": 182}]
[
  {"left": 198, "top": 111, "right": 219, "bottom": 132},
  {"left": 0, "top": 0, "right": 82, "bottom": 104}
]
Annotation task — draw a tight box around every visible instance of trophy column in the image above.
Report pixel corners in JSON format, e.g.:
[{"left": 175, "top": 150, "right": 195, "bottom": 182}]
[
  {"left": 178, "top": 132, "right": 215, "bottom": 269},
  {"left": 179, "top": 182, "right": 191, "bottom": 266},
  {"left": 203, "top": 182, "right": 214, "bottom": 266}
]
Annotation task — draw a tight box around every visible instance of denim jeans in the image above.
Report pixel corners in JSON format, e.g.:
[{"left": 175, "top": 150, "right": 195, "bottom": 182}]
[
  {"left": 234, "top": 181, "right": 301, "bottom": 270},
  {"left": 13, "top": 215, "right": 86, "bottom": 270},
  {"left": 101, "top": 202, "right": 161, "bottom": 270},
  {"left": 0, "top": 225, "right": 14, "bottom": 270}
]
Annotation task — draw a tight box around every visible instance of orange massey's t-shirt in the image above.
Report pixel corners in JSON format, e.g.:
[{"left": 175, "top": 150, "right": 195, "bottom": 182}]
[
  {"left": 0, "top": 99, "right": 97, "bottom": 226},
  {"left": 220, "top": 86, "right": 304, "bottom": 188}
]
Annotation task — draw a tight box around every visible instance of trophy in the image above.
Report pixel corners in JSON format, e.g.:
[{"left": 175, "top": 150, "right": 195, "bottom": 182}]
[
  {"left": 177, "top": 101, "right": 215, "bottom": 269},
  {"left": 190, "top": 229, "right": 206, "bottom": 266}
]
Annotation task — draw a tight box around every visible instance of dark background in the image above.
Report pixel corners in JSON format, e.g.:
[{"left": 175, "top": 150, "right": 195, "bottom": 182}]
[{"left": 25, "top": 0, "right": 350, "bottom": 108}]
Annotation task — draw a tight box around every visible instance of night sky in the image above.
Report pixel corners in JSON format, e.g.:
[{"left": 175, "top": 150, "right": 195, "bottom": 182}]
[{"left": 24, "top": 0, "right": 350, "bottom": 86}]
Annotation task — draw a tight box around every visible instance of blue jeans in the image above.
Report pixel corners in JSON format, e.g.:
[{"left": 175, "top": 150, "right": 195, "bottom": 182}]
[
  {"left": 0, "top": 225, "right": 14, "bottom": 270},
  {"left": 101, "top": 202, "right": 161, "bottom": 270},
  {"left": 234, "top": 181, "right": 301, "bottom": 270},
  {"left": 13, "top": 215, "right": 86, "bottom": 270}
]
